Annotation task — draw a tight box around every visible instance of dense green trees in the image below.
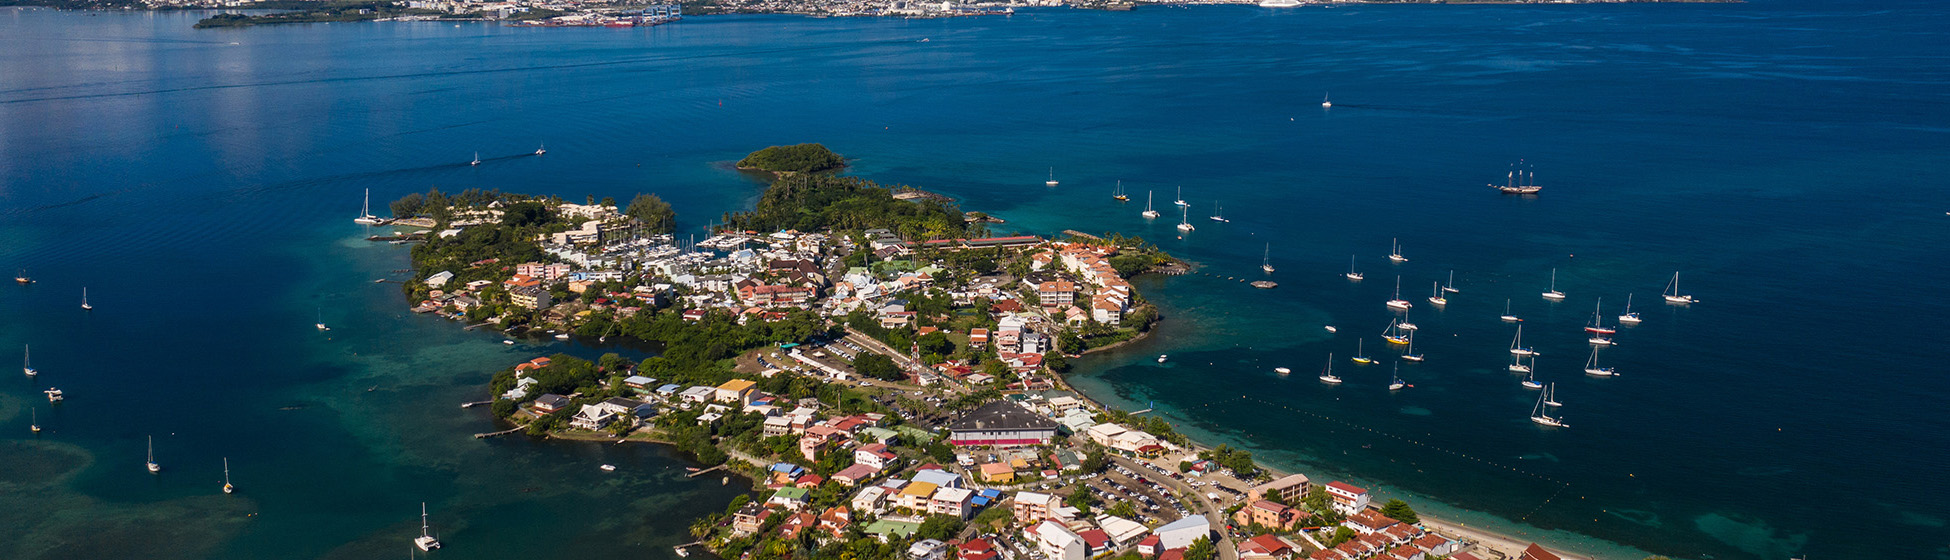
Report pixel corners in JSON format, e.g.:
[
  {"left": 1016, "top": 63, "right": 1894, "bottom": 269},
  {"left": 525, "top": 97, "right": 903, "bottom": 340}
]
[
  {"left": 915, "top": 515, "right": 965, "bottom": 541},
  {"left": 736, "top": 143, "right": 847, "bottom": 173},
  {"left": 1379, "top": 499, "right": 1419, "bottom": 524},
  {"left": 625, "top": 193, "right": 677, "bottom": 233},
  {"left": 1200, "top": 444, "right": 1257, "bottom": 477},
  {"left": 853, "top": 354, "right": 903, "bottom": 381},
  {"left": 724, "top": 174, "right": 978, "bottom": 241},
  {"left": 1186, "top": 537, "right": 1216, "bottom": 560}
]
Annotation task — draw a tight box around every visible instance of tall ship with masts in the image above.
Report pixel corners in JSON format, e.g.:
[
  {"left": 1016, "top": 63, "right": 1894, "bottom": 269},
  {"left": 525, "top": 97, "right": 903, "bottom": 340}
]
[{"left": 1492, "top": 162, "right": 1543, "bottom": 195}]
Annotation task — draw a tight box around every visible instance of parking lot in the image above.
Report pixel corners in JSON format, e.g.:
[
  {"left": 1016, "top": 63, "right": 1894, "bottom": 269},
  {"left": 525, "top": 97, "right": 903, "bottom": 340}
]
[{"left": 1084, "top": 464, "right": 1192, "bottom": 525}]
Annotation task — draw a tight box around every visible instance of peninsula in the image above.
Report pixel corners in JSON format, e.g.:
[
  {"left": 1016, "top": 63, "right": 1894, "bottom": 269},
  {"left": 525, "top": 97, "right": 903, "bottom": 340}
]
[{"left": 387, "top": 146, "right": 1605, "bottom": 560}]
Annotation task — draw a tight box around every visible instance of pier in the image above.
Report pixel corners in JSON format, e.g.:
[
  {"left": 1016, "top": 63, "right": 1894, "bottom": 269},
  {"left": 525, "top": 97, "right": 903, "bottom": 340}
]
[
  {"left": 686, "top": 464, "right": 729, "bottom": 477},
  {"left": 459, "top": 401, "right": 492, "bottom": 409},
  {"left": 475, "top": 426, "right": 523, "bottom": 439}
]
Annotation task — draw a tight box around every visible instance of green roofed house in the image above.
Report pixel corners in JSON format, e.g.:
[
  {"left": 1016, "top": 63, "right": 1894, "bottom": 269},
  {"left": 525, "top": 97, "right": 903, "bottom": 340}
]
[
  {"left": 768, "top": 486, "right": 811, "bottom": 510},
  {"left": 864, "top": 519, "right": 921, "bottom": 542},
  {"left": 860, "top": 427, "right": 899, "bottom": 444},
  {"left": 897, "top": 426, "right": 938, "bottom": 443}
]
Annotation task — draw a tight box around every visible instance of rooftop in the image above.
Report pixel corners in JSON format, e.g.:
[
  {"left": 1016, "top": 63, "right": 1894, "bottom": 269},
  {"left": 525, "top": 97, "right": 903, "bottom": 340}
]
[{"left": 946, "top": 400, "right": 1058, "bottom": 432}]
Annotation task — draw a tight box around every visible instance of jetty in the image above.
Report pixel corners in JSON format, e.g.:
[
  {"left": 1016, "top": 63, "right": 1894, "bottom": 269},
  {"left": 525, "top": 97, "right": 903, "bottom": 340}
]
[
  {"left": 459, "top": 401, "right": 492, "bottom": 409},
  {"left": 687, "top": 464, "right": 729, "bottom": 477},
  {"left": 475, "top": 426, "right": 523, "bottom": 439}
]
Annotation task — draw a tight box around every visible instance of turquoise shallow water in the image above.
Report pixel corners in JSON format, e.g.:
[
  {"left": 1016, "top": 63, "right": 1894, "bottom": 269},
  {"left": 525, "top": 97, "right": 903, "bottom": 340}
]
[{"left": 3, "top": 2, "right": 1949, "bottom": 558}]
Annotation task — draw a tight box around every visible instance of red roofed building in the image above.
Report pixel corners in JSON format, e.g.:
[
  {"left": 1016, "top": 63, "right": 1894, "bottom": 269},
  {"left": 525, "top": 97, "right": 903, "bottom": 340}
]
[
  {"left": 1520, "top": 544, "right": 1563, "bottom": 560},
  {"left": 1136, "top": 535, "right": 1162, "bottom": 556},
  {"left": 1158, "top": 549, "right": 1186, "bottom": 560},
  {"left": 1237, "top": 535, "right": 1295, "bottom": 559},
  {"left": 1076, "top": 529, "right": 1111, "bottom": 556},
  {"left": 1344, "top": 510, "right": 1400, "bottom": 535},
  {"left": 816, "top": 506, "right": 851, "bottom": 539},
  {"left": 1412, "top": 535, "right": 1458, "bottom": 557},
  {"left": 959, "top": 538, "right": 999, "bottom": 560},
  {"left": 777, "top": 511, "right": 817, "bottom": 539},
  {"left": 1324, "top": 481, "right": 1370, "bottom": 515},
  {"left": 832, "top": 464, "right": 879, "bottom": 486},
  {"left": 738, "top": 284, "right": 816, "bottom": 307},
  {"left": 1234, "top": 500, "right": 1305, "bottom": 532}
]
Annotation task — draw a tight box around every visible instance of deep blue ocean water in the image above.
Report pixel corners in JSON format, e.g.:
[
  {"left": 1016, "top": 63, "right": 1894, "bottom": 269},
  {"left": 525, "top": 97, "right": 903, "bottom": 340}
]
[{"left": 3, "top": 2, "right": 1947, "bottom": 558}]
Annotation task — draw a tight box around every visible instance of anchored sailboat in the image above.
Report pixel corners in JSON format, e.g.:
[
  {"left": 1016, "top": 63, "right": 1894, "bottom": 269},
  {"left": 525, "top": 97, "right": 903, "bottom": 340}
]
[
  {"left": 354, "top": 188, "right": 385, "bottom": 225},
  {"left": 1176, "top": 206, "right": 1195, "bottom": 232},
  {"left": 315, "top": 309, "right": 329, "bottom": 332},
  {"left": 1508, "top": 353, "right": 1532, "bottom": 373},
  {"left": 1173, "top": 186, "right": 1188, "bottom": 207},
  {"left": 1584, "top": 298, "right": 1615, "bottom": 335},
  {"left": 30, "top": 407, "right": 40, "bottom": 433},
  {"left": 1386, "top": 276, "right": 1412, "bottom": 310},
  {"left": 1319, "top": 354, "right": 1342, "bottom": 384},
  {"left": 415, "top": 502, "right": 443, "bottom": 550},
  {"left": 1530, "top": 389, "right": 1567, "bottom": 427},
  {"left": 1382, "top": 319, "right": 1410, "bottom": 345},
  {"left": 1350, "top": 340, "right": 1373, "bottom": 364},
  {"left": 1344, "top": 255, "right": 1364, "bottom": 281},
  {"left": 1261, "top": 244, "right": 1275, "bottom": 274},
  {"left": 1501, "top": 299, "right": 1521, "bottom": 323},
  {"left": 1208, "top": 202, "right": 1228, "bottom": 223},
  {"left": 1509, "top": 325, "right": 1537, "bottom": 356},
  {"left": 15, "top": 269, "right": 31, "bottom": 284},
  {"left": 1045, "top": 168, "right": 1059, "bottom": 187},
  {"left": 1521, "top": 363, "right": 1544, "bottom": 390},
  {"left": 1618, "top": 294, "right": 1643, "bottom": 324},
  {"left": 24, "top": 345, "right": 36, "bottom": 377},
  {"left": 147, "top": 436, "right": 161, "bottom": 474},
  {"left": 81, "top": 287, "right": 93, "bottom": 311},
  {"left": 1663, "top": 272, "right": 1696, "bottom": 304},
  {"left": 1541, "top": 268, "right": 1566, "bottom": 300},
  {"left": 1141, "top": 191, "right": 1160, "bottom": 219},
  {"left": 1583, "top": 346, "right": 1616, "bottom": 377},
  {"left": 1442, "top": 270, "right": 1460, "bottom": 293},
  {"left": 1388, "top": 238, "right": 1407, "bottom": 263},
  {"left": 1428, "top": 281, "right": 1447, "bottom": 306},
  {"left": 223, "top": 457, "right": 234, "bottom": 494},
  {"left": 1401, "top": 331, "right": 1424, "bottom": 362},
  {"left": 1321, "top": 92, "right": 1331, "bottom": 108},
  {"left": 1388, "top": 363, "right": 1406, "bottom": 391},
  {"left": 1113, "top": 181, "right": 1128, "bottom": 201},
  {"left": 1543, "top": 383, "right": 1563, "bottom": 407}
]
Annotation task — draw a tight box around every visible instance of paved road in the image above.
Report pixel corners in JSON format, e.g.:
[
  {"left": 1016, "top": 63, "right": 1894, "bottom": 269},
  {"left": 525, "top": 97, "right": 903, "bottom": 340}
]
[{"left": 1110, "top": 456, "right": 1237, "bottom": 560}]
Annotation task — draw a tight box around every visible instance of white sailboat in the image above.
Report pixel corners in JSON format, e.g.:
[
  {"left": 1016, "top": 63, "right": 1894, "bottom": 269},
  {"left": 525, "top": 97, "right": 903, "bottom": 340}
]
[
  {"left": 1388, "top": 363, "right": 1406, "bottom": 391},
  {"left": 1321, "top": 92, "right": 1331, "bottom": 108},
  {"left": 82, "top": 288, "right": 94, "bottom": 311},
  {"left": 1045, "top": 168, "right": 1059, "bottom": 187},
  {"left": 147, "top": 436, "right": 161, "bottom": 473},
  {"left": 354, "top": 188, "right": 385, "bottom": 225},
  {"left": 1543, "top": 383, "right": 1563, "bottom": 407},
  {"left": 1584, "top": 298, "right": 1616, "bottom": 335},
  {"left": 315, "top": 309, "right": 329, "bottom": 331},
  {"left": 1401, "top": 331, "right": 1424, "bottom": 362},
  {"left": 415, "top": 502, "right": 443, "bottom": 550},
  {"left": 1386, "top": 276, "right": 1412, "bottom": 310},
  {"left": 1588, "top": 333, "right": 1615, "bottom": 346},
  {"left": 1509, "top": 325, "right": 1537, "bottom": 356},
  {"left": 1583, "top": 346, "right": 1616, "bottom": 377},
  {"left": 1382, "top": 319, "right": 1410, "bottom": 345},
  {"left": 1141, "top": 191, "right": 1160, "bottom": 219},
  {"left": 1521, "top": 365, "right": 1544, "bottom": 390},
  {"left": 1428, "top": 281, "right": 1447, "bottom": 306},
  {"left": 1388, "top": 238, "right": 1407, "bottom": 263},
  {"left": 31, "top": 407, "right": 41, "bottom": 433},
  {"left": 1261, "top": 244, "right": 1275, "bottom": 274},
  {"left": 23, "top": 344, "right": 36, "bottom": 377},
  {"left": 1176, "top": 206, "right": 1195, "bottom": 232},
  {"left": 534, "top": 142, "right": 547, "bottom": 156},
  {"left": 1397, "top": 317, "right": 1418, "bottom": 331},
  {"left": 1663, "top": 272, "right": 1696, "bottom": 304},
  {"left": 223, "top": 457, "right": 235, "bottom": 494},
  {"left": 1541, "top": 268, "right": 1566, "bottom": 300},
  {"left": 1530, "top": 389, "right": 1567, "bottom": 427},
  {"left": 1350, "top": 340, "right": 1373, "bottom": 364},
  {"left": 1173, "top": 186, "right": 1188, "bottom": 207},
  {"left": 1344, "top": 255, "right": 1364, "bottom": 281},
  {"left": 1507, "top": 354, "right": 1532, "bottom": 373},
  {"left": 1501, "top": 299, "right": 1522, "bottom": 323},
  {"left": 1208, "top": 202, "right": 1228, "bottom": 223},
  {"left": 1618, "top": 294, "right": 1643, "bottom": 324},
  {"left": 469, "top": 152, "right": 481, "bottom": 166},
  {"left": 1318, "top": 354, "right": 1343, "bottom": 384},
  {"left": 1442, "top": 270, "right": 1460, "bottom": 293}
]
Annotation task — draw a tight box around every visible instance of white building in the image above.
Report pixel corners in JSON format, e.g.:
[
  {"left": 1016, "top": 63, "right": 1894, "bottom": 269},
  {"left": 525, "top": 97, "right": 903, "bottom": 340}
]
[
  {"left": 1325, "top": 481, "right": 1371, "bottom": 515},
  {"left": 1035, "top": 520, "right": 1085, "bottom": 560},
  {"left": 1154, "top": 515, "right": 1212, "bottom": 551}
]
